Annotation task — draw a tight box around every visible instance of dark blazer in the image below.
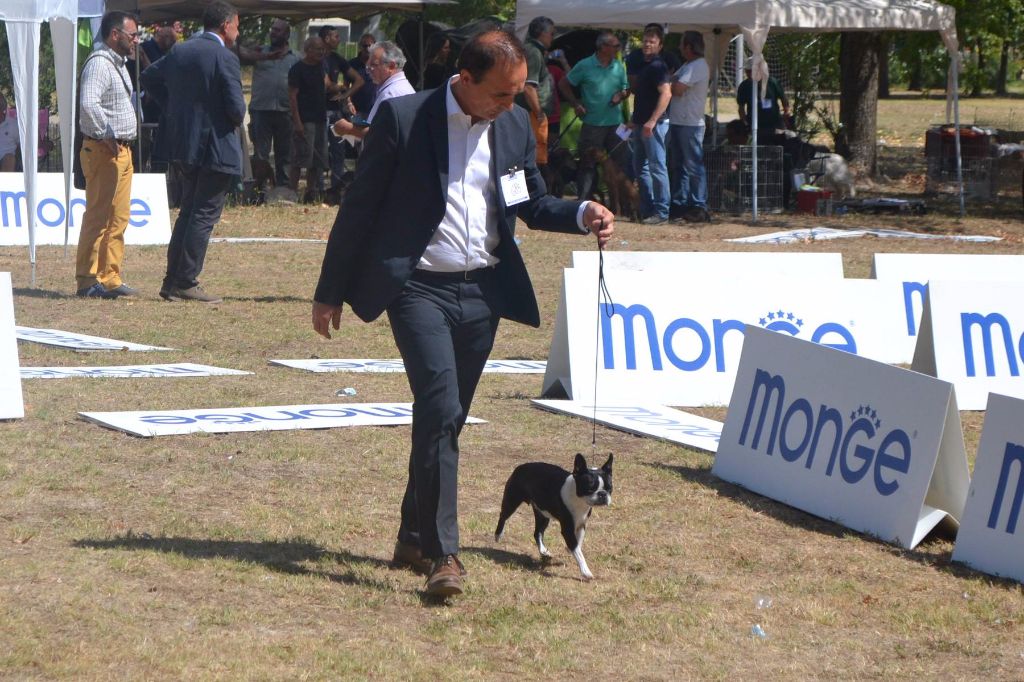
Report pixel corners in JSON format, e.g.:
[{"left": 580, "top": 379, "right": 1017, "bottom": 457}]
[
  {"left": 141, "top": 33, "right": 246, "bottom": 175},
  {"left": 314, "top": 86, "right": 583, "bottom": 328}
]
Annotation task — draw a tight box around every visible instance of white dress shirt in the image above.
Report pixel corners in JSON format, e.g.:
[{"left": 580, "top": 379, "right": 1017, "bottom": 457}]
[
  {"left": 418, "top": 77, "right": 501, "bottom": 272},
  {"left": 367, "top": 71, "right": 416, "bottom": 123}
]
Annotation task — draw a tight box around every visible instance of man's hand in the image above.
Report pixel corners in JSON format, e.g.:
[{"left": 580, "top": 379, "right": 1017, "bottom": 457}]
[
  {"left": 642, "top": 120, "right": 655, "bottom": 138},
  {"left": 102, "top": 138, "right": 119, "bottom": 156},
  {"left": 583, "top": 202, "right": 615, "bottom": 249},
  {"left": 312, "top": 301, "right": 343, "bottom": 339}
]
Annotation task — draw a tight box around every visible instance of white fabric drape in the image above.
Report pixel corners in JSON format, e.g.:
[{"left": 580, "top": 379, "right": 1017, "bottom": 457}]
[
  {"left": 6, "top": 21, "right": 42, "bottom": 272},
  {"left": 50, "top": 16, "right": 78, "bottom": 247}
]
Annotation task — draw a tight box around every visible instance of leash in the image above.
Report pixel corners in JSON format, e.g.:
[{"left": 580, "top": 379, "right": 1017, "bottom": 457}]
[
  {"left": 548, "top": 111, "right": 580, "bottom": 150},
  {"left": 591, "top": 224, "right": 615, "bottom": 451}
]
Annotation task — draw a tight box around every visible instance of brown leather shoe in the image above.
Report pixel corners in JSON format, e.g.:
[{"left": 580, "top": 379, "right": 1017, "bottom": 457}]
[
  {"left": 392, "top": 541, "right": 432, "bottom": 575},
  {"left": 425, "top": 555, "right": 465, "bottom": 597}
]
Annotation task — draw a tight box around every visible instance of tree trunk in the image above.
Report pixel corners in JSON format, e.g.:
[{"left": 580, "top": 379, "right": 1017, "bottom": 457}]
[
  {"left": 837, "top": 32, "right": 883, "bottom": 177},
  {"left": 878, "top": 35, "right": 890, "bottom": 99},
  {"left": 996, "top": 40, "right": 1010, "bottom": 96},
  {"left": 970, "top": 40, "right": 985, "bottom": 97}
]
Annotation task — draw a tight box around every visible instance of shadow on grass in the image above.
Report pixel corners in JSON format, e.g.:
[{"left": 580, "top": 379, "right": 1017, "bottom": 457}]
[
  {"left": 645, "top": 460, "right": 1015, "bottom": 583},
  {"left": 13, "top": 287, "right": 75, "bottom": 299},
  {"left": 72, "top": 534, "right": 395, "bottom": 590}
]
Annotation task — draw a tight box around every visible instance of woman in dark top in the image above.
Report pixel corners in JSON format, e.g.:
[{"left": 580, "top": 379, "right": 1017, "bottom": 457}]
[{"left": 422, "top": 33, "right": 454, "bottom": 89}]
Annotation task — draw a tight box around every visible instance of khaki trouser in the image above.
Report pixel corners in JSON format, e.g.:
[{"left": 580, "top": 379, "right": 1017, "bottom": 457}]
[{"left": 76, "top": 138, "right": 133, "bottom": 291}]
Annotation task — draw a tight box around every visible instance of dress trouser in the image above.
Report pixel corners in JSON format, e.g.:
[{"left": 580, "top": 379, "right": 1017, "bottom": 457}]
[
  {"left": 163, "top": 163, "right": 232, "bottom": 291},
  {"left": 250, "top": 109, "right": 291, "bottom": 186},
  {"left": 386, "top": 271, "right": 501, "bottom": 560},
  {"left": 76, "top": 139, "right": 133, "bottom": 291}
]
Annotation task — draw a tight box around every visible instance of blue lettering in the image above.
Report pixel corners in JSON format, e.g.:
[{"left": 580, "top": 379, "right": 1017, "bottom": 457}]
[
  {"left": 601, "top": 303, "right": 661, "bottom": 370},
  {"left": 779, "top": 398, "right": 813, "bottom": 462},
  {"left": 987, "top": 442, "right": 1024, "bottom": 534},
  {"left": 241, "top": 411, "right": 307, "bottom": 421},
  {"left": 961, "top": 312, "right": 1018, "bottom": 377},
  {"left": 811, "top": 322, "right": 857, "bottom": 354},
  {"left": 139, "top": 415, "right": 196, "bottom": 424},
  {"left": 738, "top": 368, "right": 911, "bottom": 496},
  {"left": 874, "top": 429, "right": 910, "bottom": 496},
  {"left": 69, "top": 197, "right": 86, "bottom": 226},
  {"left": 902, "top": 281, "right": 927, "bottom": 336},
  {"left": 663, "top": 318, "right": 710, "bottom": 371},
  {"left": 128, "top": 199, "right": 151, "bottom": 227},
  {"left": 0, "top": 190, "right": 26, "bottom": 225},
  {"left": 300, "top": 408, "right": 358, "bottom": 417},
  {"left": 37, "top": 198, "right": 64, "bottom": 227},
  {"left": 739, "top": 369, "right": 786, "bottom": 454},
  {"left": 195, "top": 414, "right": 252, "bottom": 423},
  {"left": 713, "top": 319, "right": 745, "bottom": 371}
]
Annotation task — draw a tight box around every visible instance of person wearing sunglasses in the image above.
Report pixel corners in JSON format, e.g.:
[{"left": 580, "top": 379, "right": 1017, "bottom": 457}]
[{"left": 75, "top": 10, "right": 141, "bottom": 299}]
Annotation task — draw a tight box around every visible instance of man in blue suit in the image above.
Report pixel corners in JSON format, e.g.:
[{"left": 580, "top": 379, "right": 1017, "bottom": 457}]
[
  {"left": 312, "top": 30, "right": 615, "bottom": 599},
  {"left": 141, "top": 0, "right": 245, "bottom": 304}
]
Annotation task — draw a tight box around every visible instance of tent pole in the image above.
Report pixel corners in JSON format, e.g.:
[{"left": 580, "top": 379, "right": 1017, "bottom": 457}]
[
  {"left": 711, "top": 28, "right": 720, "bottom": 147},
  {"left": 952, "top": 56, "right": 964, "bottom": 217},
  {"left": 418, "top": 12, "right": 425, "bottom": 89},
  {"left": 751, "top": 73, "right": 759, "bottom": 222}
]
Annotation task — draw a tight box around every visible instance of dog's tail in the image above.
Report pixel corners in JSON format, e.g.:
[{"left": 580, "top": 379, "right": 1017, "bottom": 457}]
[{"left": 494, "top": 477, "right": 526, "bottom": 542}]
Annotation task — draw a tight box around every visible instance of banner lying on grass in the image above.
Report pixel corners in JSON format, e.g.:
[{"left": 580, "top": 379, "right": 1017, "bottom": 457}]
[
  {"left": 570, "top": 251, "right": 845, "bottom": 277},
  {"left": 532, "top": 399, "right": 721, "bottom": 453},
  {"left": 543, "top": 268, "right": 907, "bottom": 406},
  {"left": 16, "top": 327, "right": 172, "bottom": 351},
  {"left": 725, "top": 227, "right": 1000, "bottom": 245},
  {"left": 22, "top": 363, "right": 250, "bottom": 379},
  {"left": 714, "top": 326, "right": 970, "bottom": 549},
  {"left": 270, "top": 359, "right": 546, "bottom": 373},
  {"left": 0, "top": 172, "right": 171, "bottom": 245},
  {"left": 952, "top": 393, "right": 1024, "bottom": 583},
  {"left": 872, "top": 254, "right": 1024, "bottom": 365},
  {"left": 80, "top": 402, "right": 486, "bottom": 437},
  {"left": 0, "top": 273, "right": 24, "bottom": 419},
  {"left": 911, "top": 280, "right": 1024, "bottom": 411}
]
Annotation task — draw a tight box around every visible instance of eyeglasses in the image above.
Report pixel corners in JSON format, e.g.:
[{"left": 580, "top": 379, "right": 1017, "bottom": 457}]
[{"left": 117, "top": 27, "right": 140, "bottom": 40}]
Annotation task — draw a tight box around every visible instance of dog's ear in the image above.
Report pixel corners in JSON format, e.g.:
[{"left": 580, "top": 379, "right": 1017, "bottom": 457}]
[
  {"left": 602, "top": 453, "right": 613, "bottom": 473},
  {"left": 573, "top": 453, "right": 588, "bottom": 474}
]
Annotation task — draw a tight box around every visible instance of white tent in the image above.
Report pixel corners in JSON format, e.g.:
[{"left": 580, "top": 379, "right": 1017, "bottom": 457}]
[
  {"left": 516, "top": 0, "right": 963, "bottom": 217},
  {"left": 105, "top": 0, "right": 451, "bottom": 21},
  {"left": 2, "top": 0, "right": 104, "bottom": 285}
]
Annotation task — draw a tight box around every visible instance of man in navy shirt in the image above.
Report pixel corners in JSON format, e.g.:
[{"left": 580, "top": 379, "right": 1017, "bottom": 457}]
[{"left": 630, "top": 25, "right": 672, "bottom": 224}]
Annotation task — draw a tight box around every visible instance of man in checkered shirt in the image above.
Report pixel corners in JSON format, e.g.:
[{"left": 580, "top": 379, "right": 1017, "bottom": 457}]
[{"left": 76, "top": 10, "right": 140, "bottom": 299}]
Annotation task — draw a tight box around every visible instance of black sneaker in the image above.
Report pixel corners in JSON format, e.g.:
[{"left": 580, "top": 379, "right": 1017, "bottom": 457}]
[
  {"left": 107, "top": 284, "right": 139, "bottom": 297},
  {"left": 683, "top": 206, "right": 712, "bottom": 223},
  {"left": 641, "top": 215, "right": 667, "bottom": 225}
]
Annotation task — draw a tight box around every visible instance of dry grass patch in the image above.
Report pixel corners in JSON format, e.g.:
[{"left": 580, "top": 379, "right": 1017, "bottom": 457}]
[{"left": 1, "top": 95, "right": 1024, "bottom": 678}]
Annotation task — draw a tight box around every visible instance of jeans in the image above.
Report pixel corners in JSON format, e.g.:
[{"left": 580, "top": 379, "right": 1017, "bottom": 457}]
[
  {"left": 632, "top": 119, "right": 670, "bottom": 219},
  {"left": 669, "top": 124, "right": 707, "bottom": 210}
]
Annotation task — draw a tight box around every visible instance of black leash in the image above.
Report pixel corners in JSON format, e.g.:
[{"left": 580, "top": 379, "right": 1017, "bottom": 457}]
[{"left": 591, "top": 230, "right": 616, "bottom": 450}]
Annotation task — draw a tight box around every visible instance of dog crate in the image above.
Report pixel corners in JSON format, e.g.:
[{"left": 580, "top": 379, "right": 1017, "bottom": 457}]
[
  {"left": 924, "top": 126, "right": 995, "bottom": 199},
  {"left": 705, "top": 144, "right": 785, "bottom": 215}
]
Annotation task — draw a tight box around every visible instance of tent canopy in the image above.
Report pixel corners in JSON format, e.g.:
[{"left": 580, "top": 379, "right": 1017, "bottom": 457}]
[
  {"left": 106, "top": 0, "right": 452, "bottom": 22},
  {"left": 515, "top": 0, "right": 958, "bottom": 53}
]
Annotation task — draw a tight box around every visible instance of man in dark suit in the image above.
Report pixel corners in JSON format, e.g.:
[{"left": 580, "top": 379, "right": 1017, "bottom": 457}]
[
  {"left": 313, "top": 30, "right": 615, "bottom": 599},
  {"left": 141, "top": 0, "right": 245, "bottom": 304}
]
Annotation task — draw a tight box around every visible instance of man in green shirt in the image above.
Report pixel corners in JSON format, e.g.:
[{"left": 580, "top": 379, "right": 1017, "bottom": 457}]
[
  {"left": 736, "top": 59, "right": 790, "bottom": 135},
  {"left": 559, "top": 31, "right": 630, "bottom": 202},
  {"left": 515, "top": 16, "right": 555, "bottom": 165}
]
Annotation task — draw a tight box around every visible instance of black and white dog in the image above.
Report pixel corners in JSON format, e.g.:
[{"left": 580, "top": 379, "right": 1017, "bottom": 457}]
[{"left": 494, "top": 453, "right": 613, "bottom": 581}]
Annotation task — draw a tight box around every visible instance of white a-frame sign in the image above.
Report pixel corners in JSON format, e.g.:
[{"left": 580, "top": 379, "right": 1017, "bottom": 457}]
[
  {"left": 952, "top": 393, "right": 1024, "bottom": 583},
  {"left": 911, "top": 280, "right": 1024, "bottom": 411},
  {"left": 714, "top": 326, "right": 969, "bottom": 549},
  {"left": 0, "top": 272, "right": 24, "bottom": 419}
]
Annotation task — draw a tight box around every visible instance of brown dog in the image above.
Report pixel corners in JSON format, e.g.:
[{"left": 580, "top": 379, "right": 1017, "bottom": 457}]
[
  {"left": 542, "top": 146, "right": 576, "bottom": 198},
  {"left": 579, "top": 147, "right": 640, "bottom": 221}
]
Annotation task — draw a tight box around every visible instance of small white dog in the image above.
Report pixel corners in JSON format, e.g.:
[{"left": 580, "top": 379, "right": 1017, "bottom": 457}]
[{"left": 805, "top": 153, "right": 856, "bottom": 199}]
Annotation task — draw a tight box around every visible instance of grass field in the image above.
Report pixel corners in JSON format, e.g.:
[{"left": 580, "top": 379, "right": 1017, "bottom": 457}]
[{"left": 1, "top": 95, "right": 1023, "bottom": 679}]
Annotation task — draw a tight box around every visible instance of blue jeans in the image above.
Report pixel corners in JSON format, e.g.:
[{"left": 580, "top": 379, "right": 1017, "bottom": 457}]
[
  {"left": 632, "top": 119, "right": 670, "bottom": 219},
  {"left": 669, "top": 124, "right": 707, "bottom": 210}
]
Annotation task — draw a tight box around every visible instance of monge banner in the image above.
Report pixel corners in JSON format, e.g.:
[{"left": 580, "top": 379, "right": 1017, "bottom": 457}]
[
  {"left": 714, "top": 326, "right": 969, "bottom": 549},
  {"left": 952, "top": 393, "right": 1024, "bottom": 583},
  {"left": 543, "top": 268, "right": 907, "bottom": 407},
  {"left": 872, "top": 254, "right": 1024, "bottom": 364},
  {"left": 0, "top": 172, "right": 171, "bottom": 245},
  {"left": 911, "top": 280, "right": 1024, "bottom": 410}
]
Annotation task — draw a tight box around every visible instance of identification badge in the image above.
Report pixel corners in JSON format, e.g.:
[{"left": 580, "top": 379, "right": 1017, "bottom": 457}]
[
  {"left": 500, "top": 168, "right": 530, "bottom": 206},
  {"left": 761, "top": 99, "right": 773, "bottom": 110},
  {"left": 615, "top": 123, "right": 631, "bottom": 141}
]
